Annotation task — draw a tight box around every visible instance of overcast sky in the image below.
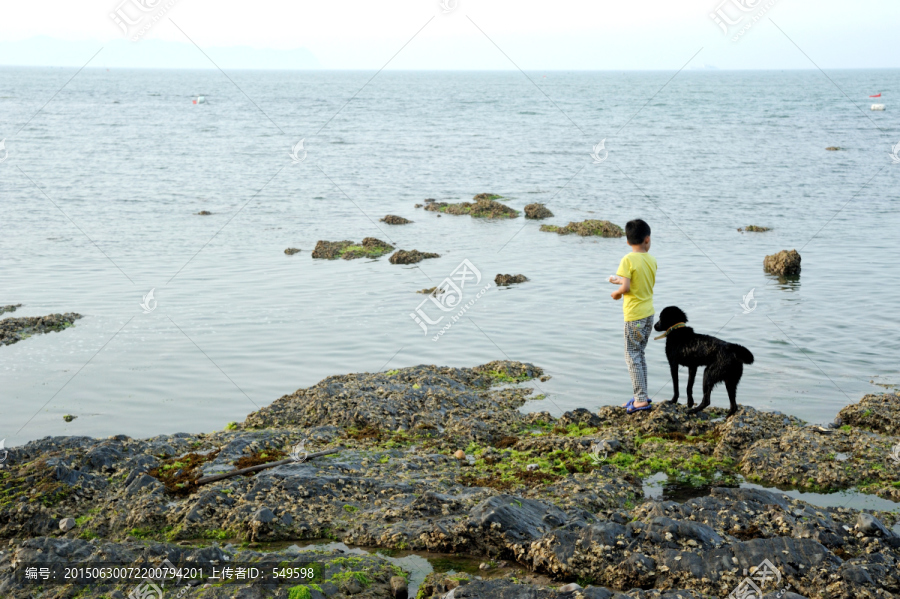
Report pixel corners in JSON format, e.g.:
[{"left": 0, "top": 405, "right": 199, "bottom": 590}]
[{"left": 0, "top": 0, "right": 897, "bottom": 70}]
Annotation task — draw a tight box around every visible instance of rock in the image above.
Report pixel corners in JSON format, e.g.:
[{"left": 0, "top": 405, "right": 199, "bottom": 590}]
[
  {"left": 0, "top": 312, "right": 83, "bottom": 347},
  {"left": 478, "top": 561, "right": 491, "bottom": 570},
  {"left": 425, "top": 195, "right": 519, "bottom": 219},
  {"left": 390, "top": 575, "right": 408, "bottom": 599},
  {"left": 195, "top": 210, "right": 213, "bottom": 215},
  {"left": 381, "top": 215, "right": 412, "bottom": 225},
  {"left": 856, "top": 513, "right": 891, "bottom": 537},
  {"left": 252, "top": 507, "right": 275, "bottom": 524},
  {"left": 592, "top": 439, "right": 621, "bottom": 454},
  {"left": 763, "top": 249, "right": 801, "bottom": 275},
  {"left": 342, "top": 576, "right": 364, "bottom": 594},
  {"left": 558, "top": 408, "right": 603, "bottom": 429},
  {"left": 526, "top": 463, "right": 539, "bottom": 471},
  {"left": 473, "top": 193, "right": 502, "bottom": 202},
  {"left": 417, "top": 287, "right": 445, "bottom": 295},
  {"left": 738, "top": 225, "right": 770, "bottom": 232},
  {"left": 58, "top": 518, "right": 76, "bottom": 532},
  {"left": 494, "top": 274, "right": 528, "bottom": 286},
  {"left": 524, "top": 203, "right": 553, "bottom": 220},
  {"left": 414, "top": 203, "right": 423, "bottom": 208},
  {"left": 558, "top": 583, "right": 582, "bottom": 593},
  {"left": 826, "top": 146, "right": 841, "bottom": 150},
  {"left": 454, "top": 450, "right": 466, "bottom": 460},
  {"left": 63, "top": 414, "right": 77, "bottom": 423},
  {"left": 389, "top": 249, "right": 440, "bottom": 265},
  {"left": 284, "top": 248, "right": 301, "bottom": 255},
  {"left": 838, "top": 393, "right": 900, "bottom": 435},
  {"left": 469, "top": 494, "right": 569, "bottom": 545},
  {"left": 0, "top": 303, "right": 21, "bottom": 315},
  {"left": 125, "top": 473, "right": 162, "bottom": 496},
  {"left": 312, "top": 238, "right": 394, "bottom": 260},
  {"left": 540, "top": 220, "right": 623, "bottom": 237}
]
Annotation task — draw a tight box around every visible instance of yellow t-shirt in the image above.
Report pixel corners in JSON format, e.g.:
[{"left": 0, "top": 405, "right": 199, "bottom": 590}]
[{"left": 616, "top": 252, "right": 657, "bottom": 322}]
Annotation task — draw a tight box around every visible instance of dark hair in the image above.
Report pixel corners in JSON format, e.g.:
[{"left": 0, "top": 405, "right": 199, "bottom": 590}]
[{"left": 625, "top": 219, "right": 651, "bottom": 245}]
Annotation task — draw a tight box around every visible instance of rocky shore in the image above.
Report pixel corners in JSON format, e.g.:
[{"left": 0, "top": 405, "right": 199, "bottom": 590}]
[
  {"left": 2, "top": 361, "right": 899, "bottom": 598},
  {"left": 0, "top": 312, "right": 82, "bottom": 346}
]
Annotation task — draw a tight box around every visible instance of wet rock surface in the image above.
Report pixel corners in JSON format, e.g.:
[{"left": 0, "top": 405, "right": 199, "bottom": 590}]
[
  {"left": 380, "top": 215, "right": 412, "bottom": 225},
  {"left": 284, "top": 248, "right": 302, "bottom": 255},
  {"left": 0, "top": 312, "right": 83, "bottom": 346},
  {"left": 524, "top": 203, "right": 554, "bottom": 220},
  {"left": 540, "top": 220, "right": 623, "bottom": 238},
  {"left": 424, "top": 195, "right": 519, "bottom": 219},
  {"left": 195, "top": 210, "right": 213, "bottom": 215},
  {"left": 738, "top": 226, "right": 770, "bottom": 232},
  {"left": 2, "top": 364, "right": 899, "bottom": 598},
  {"left": 764, "top": 249, "right": 801, "bottom": 276},
  {"left": 389, "top": 250, "right": 440, "bottom": 264},
  {"left": 312, "top": 238, "right": 395, "bottom": 260},
  {"left": 495, "top": 274, "right": 528, "bottom": 286}
]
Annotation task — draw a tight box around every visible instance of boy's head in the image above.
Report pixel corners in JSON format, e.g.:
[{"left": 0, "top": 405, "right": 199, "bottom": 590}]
[{"left": 625, "top": 219, "right": 651, "bottom": 247}]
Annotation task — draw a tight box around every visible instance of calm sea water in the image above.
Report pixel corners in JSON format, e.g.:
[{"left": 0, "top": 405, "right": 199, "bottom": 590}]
[{"left": 1, "top": 68, "right": 898, "bottom": 447}]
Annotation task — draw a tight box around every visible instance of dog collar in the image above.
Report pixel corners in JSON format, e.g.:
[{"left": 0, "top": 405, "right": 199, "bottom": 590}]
[{"left": 654, "top": 322, "right": 686, "bottom": 340}]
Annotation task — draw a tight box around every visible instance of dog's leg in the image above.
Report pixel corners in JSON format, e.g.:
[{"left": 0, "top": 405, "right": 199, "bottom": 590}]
[
  {"left": 687, "top": 369, "right": 713, "bottom": 414},
  {"left": 725, "top": 371, "right": 741, "bottom": 417},
  {"left": 668, "top": 361, "right": 679, "bottom": 404},
  {"left": 686, "top": 366, "right": 697, "bottom": 408}
]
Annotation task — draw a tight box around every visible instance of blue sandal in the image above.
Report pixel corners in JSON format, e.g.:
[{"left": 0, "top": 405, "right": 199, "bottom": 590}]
[{"left": 625, "top": 398, "right": 652, "bottom": 414}]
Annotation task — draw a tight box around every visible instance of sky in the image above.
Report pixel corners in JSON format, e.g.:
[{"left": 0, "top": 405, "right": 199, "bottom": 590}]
[{"left": 0, "top": 0, "right": 898, "bottom": 70}]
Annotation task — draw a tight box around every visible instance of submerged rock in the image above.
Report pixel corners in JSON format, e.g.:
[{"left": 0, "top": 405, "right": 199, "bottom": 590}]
[
  {"left": 381, "top": 215, "right": 412, "bottom": 225},
  {"left": 417, "top": 287, "right": 445, "bottom": 295},
  {"left": 826, "top": 146, "right": 841, "bottom": 151},
  {"left": 540, "top": 220, "right": 623, "bottom": 237},
  {"left": 283, "top": 247, "right": 301, "bottom": 255},
  {"left": 0, "top": 303, "right": 21, "bottom": 315},
  {"left": 524, "top": 203, "right": 554, "bottom": 220},
  {"left": 495, "top": 274, "right": 528, "bottom": 286},
  {"left": 389, "top": 249, "right": 440, "bottom": 264},
  {"left": 0, "top": 313, "right": 82, "bottom": 346},
  {"left": 312, "top": 238, "right": 395, "bottom": 260},
  {"left": 738, "top": 225, "right": 770, "bottom": 232},
  {"left": 473, "top": 193, "right": 503, "bottom": 202},
  {"left": 764, "top": 249, "right": 801, "bottom": 275},
  {"left": 425, "top": 194, "right": 519, "bottom": 219},
  {"left": 194, "top": 210, "right": 212, "bottom": 215}
]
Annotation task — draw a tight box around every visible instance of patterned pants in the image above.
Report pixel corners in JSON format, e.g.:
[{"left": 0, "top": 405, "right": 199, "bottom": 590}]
[{"left": 624, "top": 315, "right": 654, "bottom": 402}]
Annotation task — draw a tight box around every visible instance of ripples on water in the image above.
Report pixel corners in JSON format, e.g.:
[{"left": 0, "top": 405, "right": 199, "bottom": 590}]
[{"left": 1, "top": 68, "right": 898, "bottom": 445}]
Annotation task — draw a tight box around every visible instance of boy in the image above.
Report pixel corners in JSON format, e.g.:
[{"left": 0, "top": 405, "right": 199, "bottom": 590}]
[{"left": 609, "top": 219, "right": 656, "bottom": 413}]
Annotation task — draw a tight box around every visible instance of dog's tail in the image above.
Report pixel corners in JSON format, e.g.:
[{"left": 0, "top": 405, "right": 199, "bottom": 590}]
[{"left": 733, "top": 344, "right": 754, "bottom": 365}]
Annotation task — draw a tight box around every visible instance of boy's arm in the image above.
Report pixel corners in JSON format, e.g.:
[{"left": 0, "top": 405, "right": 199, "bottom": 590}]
[{"left": 611, "top": 277, "right": 630, "bottom": 300}]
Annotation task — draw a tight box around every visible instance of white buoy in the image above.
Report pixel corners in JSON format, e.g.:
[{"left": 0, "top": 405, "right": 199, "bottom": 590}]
[{"left": 871, "top": 104, "right": 886, "bottom": 111}]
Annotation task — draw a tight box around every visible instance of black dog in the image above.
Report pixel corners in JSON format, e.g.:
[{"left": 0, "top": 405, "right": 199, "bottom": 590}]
[{"left": 653, "top": 306, "right": 754, "bottom": 416}]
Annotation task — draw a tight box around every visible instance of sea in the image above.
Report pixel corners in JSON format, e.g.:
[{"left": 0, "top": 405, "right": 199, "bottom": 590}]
[{"left": 1, "top": 67, "right": 898, "bottom": 447}]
